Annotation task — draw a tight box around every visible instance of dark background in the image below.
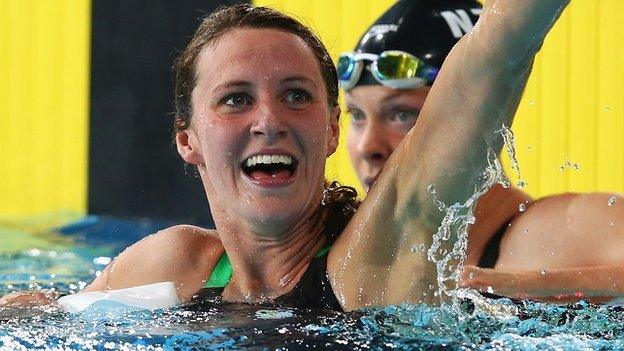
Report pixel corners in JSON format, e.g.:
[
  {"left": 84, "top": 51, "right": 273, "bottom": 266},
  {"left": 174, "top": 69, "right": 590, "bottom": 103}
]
[{"left": 89, "top": 0, "right": 247, "bottom": 225}]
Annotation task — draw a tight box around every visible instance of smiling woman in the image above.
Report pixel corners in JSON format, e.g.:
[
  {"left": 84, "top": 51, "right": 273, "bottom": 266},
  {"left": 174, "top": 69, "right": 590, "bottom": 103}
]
[
  {"left": 0, "top": 1, "right": 570, "bottom": 311},
  {"left": 177, "top": 27, "right": 340, "bottom": 235}
]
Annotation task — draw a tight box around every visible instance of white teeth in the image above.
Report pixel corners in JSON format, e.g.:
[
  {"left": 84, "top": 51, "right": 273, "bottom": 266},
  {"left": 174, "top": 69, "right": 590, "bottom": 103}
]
[{"left": 245, "top": 154, "right": 294, "bottom": 167}]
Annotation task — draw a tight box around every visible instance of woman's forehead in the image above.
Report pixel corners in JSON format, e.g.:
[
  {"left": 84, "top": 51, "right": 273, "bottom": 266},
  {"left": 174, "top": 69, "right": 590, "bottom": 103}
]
[
  {"left": 195, "top": 28, "right": 323, "bottom": 87},
  {"left": 347, "top": 85, "right": 430, "bottom": 104}
]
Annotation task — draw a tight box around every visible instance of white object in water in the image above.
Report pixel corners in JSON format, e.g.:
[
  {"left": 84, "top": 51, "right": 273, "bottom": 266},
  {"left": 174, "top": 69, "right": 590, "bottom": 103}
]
[{"left": 57, "top": 282, "right": 180, "bottom": 312}]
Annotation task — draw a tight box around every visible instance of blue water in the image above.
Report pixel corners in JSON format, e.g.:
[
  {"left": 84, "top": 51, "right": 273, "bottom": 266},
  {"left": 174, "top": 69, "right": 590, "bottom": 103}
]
[{"left": 2, "top": 216, "right": 624, "bottom": 350}]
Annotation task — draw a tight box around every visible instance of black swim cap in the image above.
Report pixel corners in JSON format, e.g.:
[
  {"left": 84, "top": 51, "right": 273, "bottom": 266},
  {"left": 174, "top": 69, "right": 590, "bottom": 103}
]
[{"left": 352, "top": 0, "right": 482, "bottom": 87}]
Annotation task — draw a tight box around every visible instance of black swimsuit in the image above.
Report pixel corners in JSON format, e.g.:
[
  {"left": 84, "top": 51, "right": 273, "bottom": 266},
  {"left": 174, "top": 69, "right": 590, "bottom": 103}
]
[
  {"left": 192, "top": 249, "right": 343, "bottom": 311},
  {"left": 477, "top": 220, "right": 512, "bottom": 268}
]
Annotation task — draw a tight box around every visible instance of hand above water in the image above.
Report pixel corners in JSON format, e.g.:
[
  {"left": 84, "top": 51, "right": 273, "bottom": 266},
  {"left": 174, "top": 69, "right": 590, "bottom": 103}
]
[{"left": 0, "top": 290, "right": 59, "bottom": 308}]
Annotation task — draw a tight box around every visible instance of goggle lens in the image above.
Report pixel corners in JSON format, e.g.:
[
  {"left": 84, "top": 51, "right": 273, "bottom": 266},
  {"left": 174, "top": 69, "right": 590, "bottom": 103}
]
[
  {"left": 337, "top": 54, "right": 355, "bottom": 81},
  {"left": 375, "top": 52, "right": 420, "bottom": 80}
]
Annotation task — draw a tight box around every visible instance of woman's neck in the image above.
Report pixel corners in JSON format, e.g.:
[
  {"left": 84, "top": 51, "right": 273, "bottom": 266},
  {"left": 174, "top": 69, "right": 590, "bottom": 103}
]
[{"left": 215, "top": 206, "right": 327, "bottom": 303}]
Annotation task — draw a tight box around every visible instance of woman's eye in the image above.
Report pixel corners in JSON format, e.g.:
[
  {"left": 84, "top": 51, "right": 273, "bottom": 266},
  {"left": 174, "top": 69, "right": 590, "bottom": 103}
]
[
  {"left": 284, "top": 89, "right": 311, "bottom": 107},
  {"left": 347, "top": 107, "right": 365, "bottom": 122},
  {"left": 392, "top": 110, "right": 419, "bottom": 123},
  {"left": 221, "top": 93, "right": 253, "bottom": 107}
]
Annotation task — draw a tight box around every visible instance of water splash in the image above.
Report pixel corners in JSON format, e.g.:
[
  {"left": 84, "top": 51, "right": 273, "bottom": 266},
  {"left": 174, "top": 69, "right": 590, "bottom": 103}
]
[
  {"left": 518, "top": 203, "right": 526, "bottom": 212},
  {"left": 500, "top": 124, "right": 526, "bottom": 189},
  {"left": 425, "top": 124, "right": 529, "bottom": 317},
  {"left": 427, "top": 147, "right": 508, "bottom": 306}
]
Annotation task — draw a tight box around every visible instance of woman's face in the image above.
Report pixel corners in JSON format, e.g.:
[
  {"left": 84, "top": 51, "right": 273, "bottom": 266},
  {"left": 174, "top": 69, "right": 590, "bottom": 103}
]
[
  {"left": 177, "top": 28, "right": 339, "bottom": 233},
  {"left": 345, "top": 85, "right": 430, "bottom": 191}
]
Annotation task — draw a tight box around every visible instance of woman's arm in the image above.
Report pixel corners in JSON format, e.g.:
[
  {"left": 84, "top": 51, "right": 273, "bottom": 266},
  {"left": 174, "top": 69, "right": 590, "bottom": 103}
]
[
  {"left": 82, "top": 225, "right": 223, "bottom": 301},
  {"left": 462, "top": 265, "right": 624, "bottom": 304},
  {"left": 0, "top": 225, "right": 223, "bottom": 307},
  {"left": 330, "top": 0, "right": 570, "bottom": 310},
  {"left": 0, "top": 291, "right": 58, "bottom": 308}
]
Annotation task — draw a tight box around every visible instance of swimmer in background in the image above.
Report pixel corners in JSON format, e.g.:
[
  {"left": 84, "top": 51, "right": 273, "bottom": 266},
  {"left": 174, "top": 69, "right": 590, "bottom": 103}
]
[
  {"left": 342, "top": 0, "right": 624, "bottom": 304},
  {"left": 0, "top": 0, "right": 570, "bottom": 310},
  {"left": 341, "top": 0, "right": 532, "bottom": 270}
]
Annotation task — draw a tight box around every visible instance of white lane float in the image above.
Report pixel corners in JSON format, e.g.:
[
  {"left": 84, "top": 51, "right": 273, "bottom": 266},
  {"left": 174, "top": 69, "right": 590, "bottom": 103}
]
[{"left": 57, "top": 282, "right": 180, "bottom": 312}]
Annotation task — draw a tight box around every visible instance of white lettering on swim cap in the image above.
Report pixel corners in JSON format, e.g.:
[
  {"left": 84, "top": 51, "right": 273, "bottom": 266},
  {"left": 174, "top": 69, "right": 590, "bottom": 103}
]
[{"left": 440, "top": 9, "right": 479, "bottom": 39}]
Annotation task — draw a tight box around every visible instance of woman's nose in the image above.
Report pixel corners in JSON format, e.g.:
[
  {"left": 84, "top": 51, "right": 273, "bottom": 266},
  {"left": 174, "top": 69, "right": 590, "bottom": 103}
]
[
  {"left": 358, "top": 121, "right": 391, "bottom": 164},
  {"left": 249, "top": 102, "right": 288, "bottom": 141}
]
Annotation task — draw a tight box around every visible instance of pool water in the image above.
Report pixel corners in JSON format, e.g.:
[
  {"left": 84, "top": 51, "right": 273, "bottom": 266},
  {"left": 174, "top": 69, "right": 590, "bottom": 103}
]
[{"left": 2, "top": 216, "right": 624, "bottom": 350}]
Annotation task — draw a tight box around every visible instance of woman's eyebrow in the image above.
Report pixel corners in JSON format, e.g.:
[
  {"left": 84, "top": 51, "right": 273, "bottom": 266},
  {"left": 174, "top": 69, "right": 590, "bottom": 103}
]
[
  {"left": 381, "top": 91, "right": 409, "bottom": 104},
  {"left": 212, "top": 80, "right": 253, "bottom": 94},
  {"left": 281, "top": 75, "right": 317, "bottom": 88}
]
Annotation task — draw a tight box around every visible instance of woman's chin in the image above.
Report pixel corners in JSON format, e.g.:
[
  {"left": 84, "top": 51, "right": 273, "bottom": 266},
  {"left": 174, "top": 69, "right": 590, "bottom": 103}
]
[{"left": 239, "top": 201, "right": 308, "bottom": 231}]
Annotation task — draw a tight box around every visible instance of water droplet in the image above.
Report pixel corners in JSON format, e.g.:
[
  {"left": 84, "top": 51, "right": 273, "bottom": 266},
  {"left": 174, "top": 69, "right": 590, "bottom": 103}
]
[
  {"left": 517, "top": 180, "right": 527, "bottom": 189},
  {"left": 608, "top": 196, "right": 617, "bottom": 206},
  {"left": 427, "top": 184, "right": 437, "bottom": 194},
  {"left": 523, "top": 229, "right": 529, "bottom": 235},
  {"left": 540, "top": 269, "right": 547, "bottom": 275},
  {"left": 486, "top": 286, "right": 494, "bottom": 294},
  {"left": 528, "top": 100, "right": 535, "bottom": 105},
  {"left": 605, "top": 106, "right": 611, "bottom": 112},
  {"left": 518, "top": 203, "right": 526, "bottom": 212},
  {"left": 468, "top": 272, "right": 475, "bottom": 279},
  {"left": 610, "top": 222, "right": 614, "bottom": 227}
]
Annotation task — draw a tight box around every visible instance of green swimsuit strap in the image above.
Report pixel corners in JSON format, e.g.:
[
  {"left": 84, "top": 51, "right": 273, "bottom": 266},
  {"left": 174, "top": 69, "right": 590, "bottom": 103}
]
[
  {"left": 205, "top": 252, "right": 232, "bottom": 288},
  {"left": 204, "top": 246, "right": 332, "bottom": 289}
]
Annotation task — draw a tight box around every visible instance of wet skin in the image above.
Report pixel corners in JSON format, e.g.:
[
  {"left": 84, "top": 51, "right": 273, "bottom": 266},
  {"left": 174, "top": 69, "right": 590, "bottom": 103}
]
[
  {"left": 174, "top": 28, "right": 342, "bottom": 301},
  {"left": 83, "top": 28, "right": 341, "bottom": 303},
  {"left": 83, "top": 0, "right": 570, "bottom": 309},
  {"left": 1, "top": 0, "right": 572, "bottom": 309},
  {"left": 345, "top": 85, "right": 531, "bottom": 267},
  {"left": 179, "top": 28, "right": 339, "bottom": 236},
  {"left": 346, "top": 85, "right": 429, "bottom": 191},
  {"left": 347, "top": 86, "right": 624, "bottom": 302}
]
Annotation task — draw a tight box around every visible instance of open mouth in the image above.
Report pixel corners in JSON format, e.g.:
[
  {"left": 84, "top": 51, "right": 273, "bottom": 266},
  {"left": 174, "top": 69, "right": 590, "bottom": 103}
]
[{"left": 241, "top": 154, "right": 298, "bottom": 185}]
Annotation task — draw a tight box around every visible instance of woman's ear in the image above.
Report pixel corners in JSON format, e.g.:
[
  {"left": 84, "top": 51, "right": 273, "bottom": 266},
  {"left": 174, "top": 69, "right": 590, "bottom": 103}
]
[
  {"left": 326, "top": 106, "right": 341, "bottom": 157},
  {"left": 176, "top": 129, "right": 204, "bottom": 165}
]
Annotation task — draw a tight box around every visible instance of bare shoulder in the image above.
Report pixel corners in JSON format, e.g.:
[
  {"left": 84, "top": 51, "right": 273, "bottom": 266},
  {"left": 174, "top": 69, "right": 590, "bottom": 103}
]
[
  {"left": 498, "top": 192, "right": 624, "bottom": 269},
  {"left": 518, "top": 192, "right": 623, "bottom": 219},
  {"left": 84, "top": 225, "right": 224, "bottom": 301},
  {"left": 144, "top": 224, "right": 220, "bottom": 251},
  {"left": 118, "top": 225, "right": 221, "bottom": 263}
]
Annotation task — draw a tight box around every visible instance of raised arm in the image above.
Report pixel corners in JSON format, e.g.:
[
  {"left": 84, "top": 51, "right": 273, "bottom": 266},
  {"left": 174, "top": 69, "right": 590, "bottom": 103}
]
[{"left": 330, "top": 0, "right": 570, "bottom": 310}]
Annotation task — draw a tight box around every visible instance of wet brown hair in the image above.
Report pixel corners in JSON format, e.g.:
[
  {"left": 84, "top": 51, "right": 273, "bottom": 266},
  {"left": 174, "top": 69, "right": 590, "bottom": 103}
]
[
  {"left": 321, "top": 181, "right": 361, "bottom": 243},
  {"left": 173, "top": 3, "right": 339, "bottom": 133}
]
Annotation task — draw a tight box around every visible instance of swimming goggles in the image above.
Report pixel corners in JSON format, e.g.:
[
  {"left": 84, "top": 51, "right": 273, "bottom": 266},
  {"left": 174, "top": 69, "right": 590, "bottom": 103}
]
[{"left": 337, "top": 50, "right": 439, "bottom": 90}]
